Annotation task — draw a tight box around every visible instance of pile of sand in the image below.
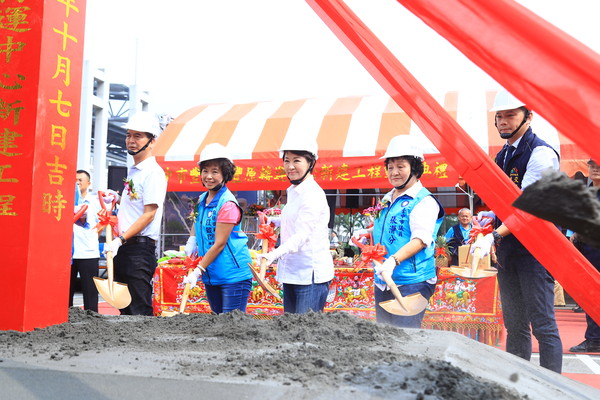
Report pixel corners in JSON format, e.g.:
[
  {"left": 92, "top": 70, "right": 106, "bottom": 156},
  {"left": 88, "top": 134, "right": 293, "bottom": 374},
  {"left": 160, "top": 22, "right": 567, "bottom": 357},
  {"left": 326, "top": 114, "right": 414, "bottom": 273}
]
[{"left": 0, "top": 308, "right": 523, "bottom": 399}]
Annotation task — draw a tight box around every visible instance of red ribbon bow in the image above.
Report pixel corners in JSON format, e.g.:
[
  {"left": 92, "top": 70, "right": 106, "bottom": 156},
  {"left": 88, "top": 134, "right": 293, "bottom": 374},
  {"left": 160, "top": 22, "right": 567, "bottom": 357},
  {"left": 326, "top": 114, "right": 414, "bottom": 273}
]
[
  {"left": 184, "top": 256, "right": 203, "bottom": 269},
  {"left": 360, "top": 244, "right": 388, "bottom": 264},
  {"left": 95, "top": 209, "right": 119, "bottom": 237},
  {"left": 256, "top": 223, "right": 278, "bottom": 250},
  {"left": 467, "top": 218, "right": 494, "bottom": 244}
]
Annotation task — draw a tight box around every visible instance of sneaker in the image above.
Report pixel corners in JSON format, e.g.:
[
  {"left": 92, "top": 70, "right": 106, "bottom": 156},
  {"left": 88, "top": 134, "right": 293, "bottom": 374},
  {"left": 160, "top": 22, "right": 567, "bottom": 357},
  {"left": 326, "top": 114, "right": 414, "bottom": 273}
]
[
  {"left": 573, "top": 306, "right": 585, "bottom": 313},
  {"left": 569, "top": 340, "right": 600, "bottom": 353}
]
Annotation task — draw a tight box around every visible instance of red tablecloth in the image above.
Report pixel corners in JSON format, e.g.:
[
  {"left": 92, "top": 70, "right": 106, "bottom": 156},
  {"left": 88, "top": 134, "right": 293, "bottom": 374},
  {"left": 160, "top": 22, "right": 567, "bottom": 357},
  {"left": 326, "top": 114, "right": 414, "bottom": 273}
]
[{"left": 153, "top": 264, "right": 502, "bottom": 344}]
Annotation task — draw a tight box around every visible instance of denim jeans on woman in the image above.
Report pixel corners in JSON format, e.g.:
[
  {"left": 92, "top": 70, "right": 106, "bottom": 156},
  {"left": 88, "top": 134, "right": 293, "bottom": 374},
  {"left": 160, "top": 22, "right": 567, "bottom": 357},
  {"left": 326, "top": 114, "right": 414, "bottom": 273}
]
[
  {"left": 204, "top": 279, "right": 252, "bottom": 314},
  {"left": 283, "top": 278, "right": 331, "bottom": 314}
]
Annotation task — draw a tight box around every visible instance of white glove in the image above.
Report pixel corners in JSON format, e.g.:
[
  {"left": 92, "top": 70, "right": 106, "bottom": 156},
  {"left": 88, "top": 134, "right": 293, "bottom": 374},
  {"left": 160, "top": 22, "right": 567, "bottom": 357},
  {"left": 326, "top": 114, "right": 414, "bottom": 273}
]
[
  {"left": 102, "top": 189, "right": 120, "bottom": 204},
  {"left": 374, "top": 257, "right": 396, "bottom": 281},
  {"left": 266, "top": 216, "right": 281, "bottom": 228},
  {"left": 184, "top": 236, "right": 197, "bottom": 257},
  {"left": 471, "top": 233, "right": 494, "bottom": 256},
  {"left": 104, "top": 237, "right": 123, "bottom": 257},
  {"left": 476, "top": 211, "right": 495, "bottom": 225},
  {"left": 256, "top": 252, "right": 276, "bottom": 266},
  {"left": 182, "top": 266, "right": 205, "bottom": 288}
]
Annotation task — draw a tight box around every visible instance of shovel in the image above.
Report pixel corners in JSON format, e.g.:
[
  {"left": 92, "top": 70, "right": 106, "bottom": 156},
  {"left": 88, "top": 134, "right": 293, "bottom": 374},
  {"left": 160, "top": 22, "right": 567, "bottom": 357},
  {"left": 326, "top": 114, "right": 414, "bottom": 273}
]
[
  {"left": 93, "top": 193, "right": 132, "bottom": 309},
  {"left": 249, "top": 238, "right": 281, "bottom": 300},
  {"left": 378, "top": 261, "right": 429, "bottom": 316},
  {"left": 162, "top": 282, "right": 191, "bottom": 317}
]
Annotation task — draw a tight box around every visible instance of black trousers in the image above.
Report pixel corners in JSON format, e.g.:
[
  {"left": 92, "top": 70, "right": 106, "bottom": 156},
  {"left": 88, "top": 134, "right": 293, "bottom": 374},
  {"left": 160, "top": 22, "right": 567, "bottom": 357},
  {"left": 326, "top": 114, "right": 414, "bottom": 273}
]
[
  {"left": 70, "top": 258, "right": 99, "bottom": 312},
  {"left": 113, "top": 242, "right": 157, "bottom": 316}
]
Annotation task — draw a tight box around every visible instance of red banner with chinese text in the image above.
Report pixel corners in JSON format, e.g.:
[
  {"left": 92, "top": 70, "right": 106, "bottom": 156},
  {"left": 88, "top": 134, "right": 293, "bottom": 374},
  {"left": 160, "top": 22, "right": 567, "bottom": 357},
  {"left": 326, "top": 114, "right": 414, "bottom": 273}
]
[
  {"left": 162, "top": 154, "right": 456, "bottom": 191},
  {"left": 0, "top": 0, "right": 86, "bottom": 331}
]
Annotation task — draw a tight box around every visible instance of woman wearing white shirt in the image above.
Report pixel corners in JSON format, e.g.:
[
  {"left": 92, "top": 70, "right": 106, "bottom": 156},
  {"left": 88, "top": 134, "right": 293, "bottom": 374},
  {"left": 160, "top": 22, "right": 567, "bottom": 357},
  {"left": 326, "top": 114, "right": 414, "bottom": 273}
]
[{"left": 259, "top": 139, "right": 334, "bottom": 313}]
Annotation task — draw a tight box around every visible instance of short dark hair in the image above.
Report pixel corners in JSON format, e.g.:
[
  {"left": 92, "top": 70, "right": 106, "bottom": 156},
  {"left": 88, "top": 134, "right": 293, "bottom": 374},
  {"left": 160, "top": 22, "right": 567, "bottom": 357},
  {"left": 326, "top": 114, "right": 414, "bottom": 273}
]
[
  {"left": 281, "top": 150, "right": 316, "bottom": 165},
  {"left": 76, "top": 170, "right": 91, "bottom": 180},
  {"left": 198, "top": 158, "right": 236, "bottom": 184},
  {"left": 384, "top": 156, "right": 424, "bottom": 179}
]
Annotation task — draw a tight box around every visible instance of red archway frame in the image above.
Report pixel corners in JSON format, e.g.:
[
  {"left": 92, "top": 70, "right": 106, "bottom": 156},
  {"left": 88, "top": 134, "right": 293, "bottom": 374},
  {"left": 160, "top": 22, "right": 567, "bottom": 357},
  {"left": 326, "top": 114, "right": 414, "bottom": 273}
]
[{"left": 306, "top": 0, "right": 600, "bottom": 323}]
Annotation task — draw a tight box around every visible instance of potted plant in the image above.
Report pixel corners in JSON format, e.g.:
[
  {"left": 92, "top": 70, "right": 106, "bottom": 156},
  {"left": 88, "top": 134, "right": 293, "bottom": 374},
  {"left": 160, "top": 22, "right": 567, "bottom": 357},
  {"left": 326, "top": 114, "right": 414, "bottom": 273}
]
[{"left": 434, "top": 236, "right": 450, "bottom": 268}]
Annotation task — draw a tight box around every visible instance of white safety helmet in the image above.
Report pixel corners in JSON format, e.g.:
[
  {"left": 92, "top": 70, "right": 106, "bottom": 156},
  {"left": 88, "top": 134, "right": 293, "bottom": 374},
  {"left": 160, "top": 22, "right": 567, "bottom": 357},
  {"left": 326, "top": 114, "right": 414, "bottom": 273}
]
[
  {"left": 278, "top": 137, "right": 319, "bottom": 160},
  {"left": 380, "top": 135, "right": 424, "bottom": 161},
  {"left": 199, "top": 143, "right": 232, "bottom": 163},
  {"left": 489, "top": 89, "right": 526, "bottom": 112},
  {"left": 125, "top": 112, "right": 162, "bottom": 138}
]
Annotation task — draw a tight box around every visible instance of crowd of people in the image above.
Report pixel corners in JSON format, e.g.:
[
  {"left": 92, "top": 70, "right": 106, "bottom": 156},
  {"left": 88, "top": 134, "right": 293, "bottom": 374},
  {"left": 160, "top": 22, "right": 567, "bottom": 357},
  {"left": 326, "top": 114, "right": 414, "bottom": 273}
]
[{"left": 71, "top": 90, "right": 600, "bottom": 375}]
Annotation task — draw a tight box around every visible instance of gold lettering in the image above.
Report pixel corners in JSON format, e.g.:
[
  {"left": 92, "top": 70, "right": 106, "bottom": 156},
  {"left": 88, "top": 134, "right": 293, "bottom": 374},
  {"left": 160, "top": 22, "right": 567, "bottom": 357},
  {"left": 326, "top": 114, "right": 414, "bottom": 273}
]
[
  {"left": 52, "top": 55, "right": 71, "bottom": 86},
  {"left": 52, "top": 21, "right": 77, "bottom": 52},
  {"left": 0, "top": 194, "right": 17, "bottom": 216},
  {"left": 48, "top": 89, "right": 72, "bottom": 117},
  {"left": 0, "top": 127, "right": 22, "bottom": 156}
]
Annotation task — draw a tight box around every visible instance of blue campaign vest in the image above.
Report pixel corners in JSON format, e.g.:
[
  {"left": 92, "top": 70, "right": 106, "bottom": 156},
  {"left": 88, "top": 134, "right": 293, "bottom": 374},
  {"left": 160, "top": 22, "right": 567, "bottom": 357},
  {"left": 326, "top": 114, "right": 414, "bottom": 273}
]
[
  {"left": 195, "top": 187, "right": 252, "bottom": 286},
  {"left": 495, "top": 128, "right": 559, "bottom": 252},
  {"left": 495, "top": 128, "right": 559, "bottom": 189},
  {"left": 373, "top": 187, "right": 444, "bottom": 285}
]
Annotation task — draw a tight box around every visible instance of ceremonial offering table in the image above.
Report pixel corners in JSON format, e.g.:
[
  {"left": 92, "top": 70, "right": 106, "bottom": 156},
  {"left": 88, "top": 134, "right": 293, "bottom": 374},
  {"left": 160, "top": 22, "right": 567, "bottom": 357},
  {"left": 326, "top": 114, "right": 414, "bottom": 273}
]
[{"left": 153, "top": 264, "right": 502, "bottom": 344}]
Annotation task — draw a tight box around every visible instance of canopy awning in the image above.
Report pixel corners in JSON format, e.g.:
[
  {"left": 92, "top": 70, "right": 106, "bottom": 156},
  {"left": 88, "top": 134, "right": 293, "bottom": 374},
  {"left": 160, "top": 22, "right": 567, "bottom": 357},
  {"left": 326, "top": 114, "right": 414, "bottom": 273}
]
[{"left": 154, "top": 93, "right": 588, "bottom": 192}]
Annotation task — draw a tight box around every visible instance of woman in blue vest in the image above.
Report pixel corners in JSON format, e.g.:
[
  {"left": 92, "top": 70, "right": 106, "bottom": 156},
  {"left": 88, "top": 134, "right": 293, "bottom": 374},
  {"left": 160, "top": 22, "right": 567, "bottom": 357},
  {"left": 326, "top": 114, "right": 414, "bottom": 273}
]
[
  {"left": 373, "top": 135, "right": 444, "bottom": 328},
  {"left": 183, "top": 143, "right": 253, "bottom": 314}
]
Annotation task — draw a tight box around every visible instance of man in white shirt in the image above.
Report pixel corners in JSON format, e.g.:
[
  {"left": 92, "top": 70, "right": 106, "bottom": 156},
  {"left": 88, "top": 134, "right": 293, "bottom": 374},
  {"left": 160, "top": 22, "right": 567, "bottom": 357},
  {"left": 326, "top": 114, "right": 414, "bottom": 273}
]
[
  {"left": 104, "top": 112, "right": 167, "bottom": 315},
  {"left": 472, "top": 89, "right": 562, "bottom": 373},
  {"left": 70, "top": 170, "right": 100, "bottom": 312}
]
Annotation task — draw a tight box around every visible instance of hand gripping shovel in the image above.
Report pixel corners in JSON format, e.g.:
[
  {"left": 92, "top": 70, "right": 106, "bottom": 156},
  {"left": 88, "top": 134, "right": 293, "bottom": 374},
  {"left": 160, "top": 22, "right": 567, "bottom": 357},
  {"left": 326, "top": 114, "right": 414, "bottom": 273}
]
[
  {"left": 377, "top": 261, "right": 429, "bottom": 316},
  {"left": 449, "top": 233, "right": 497, "bottom": 279},
  {"left": 162, "top": 283, "right": 191, "bottom": 317},
  {"left": 248, "top": 223, "right": 281, "bottom": 300},
  {"left": 93, "top": 192, "right": 132, "bottom": 309}
]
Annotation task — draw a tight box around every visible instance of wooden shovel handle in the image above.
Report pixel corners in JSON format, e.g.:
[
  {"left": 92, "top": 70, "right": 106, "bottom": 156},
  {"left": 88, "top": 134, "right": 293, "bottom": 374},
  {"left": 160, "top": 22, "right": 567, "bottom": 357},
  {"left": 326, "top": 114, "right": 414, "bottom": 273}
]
[
  {"left": 179, "top": 283, "right": 190, "bottom": 314},
  {"left": 259, "top": 238, "right": 269, "bottom": 280},
  {"left": 470, "top": 233, "right": 484, "bottom": 276},
  {"left": 376, "top": 261, "right": 409, "bottom": 313}
]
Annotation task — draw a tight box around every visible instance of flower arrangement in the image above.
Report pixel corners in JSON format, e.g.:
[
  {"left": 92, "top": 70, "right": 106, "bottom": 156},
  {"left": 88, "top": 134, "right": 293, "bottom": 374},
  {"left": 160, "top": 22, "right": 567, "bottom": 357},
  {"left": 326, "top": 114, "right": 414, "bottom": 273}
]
[
  {"left": 245, "top": 203, "right": 265, "bottom": 216},
  {"left": 362, "top": 198, "right": 390, "bottom": 220},
  {"left": 187, "top": 197, "right": 200, "bottom": 224},
  {"left": 123, "top": 178, "right": 139, "bottom": 200},
  {"left": 263, "top": 206, "right": 283, "bottom": 217}
]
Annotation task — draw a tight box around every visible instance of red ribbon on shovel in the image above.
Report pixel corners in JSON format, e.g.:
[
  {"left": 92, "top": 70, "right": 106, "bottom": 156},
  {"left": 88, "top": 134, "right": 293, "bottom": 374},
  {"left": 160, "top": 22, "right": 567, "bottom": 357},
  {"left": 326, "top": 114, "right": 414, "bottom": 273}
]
[{"left": 95, "top": 191, "right": 119, "bottom": 237}]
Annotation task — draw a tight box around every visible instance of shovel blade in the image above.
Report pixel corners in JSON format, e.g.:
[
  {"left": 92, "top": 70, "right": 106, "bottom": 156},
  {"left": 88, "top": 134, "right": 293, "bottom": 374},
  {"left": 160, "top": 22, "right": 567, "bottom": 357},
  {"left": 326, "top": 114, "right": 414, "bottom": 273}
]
[
  {"left": 380, "top": 293, "right": 429, "bottom": 316},
  {"left": 93, "top": 277, "right": 132, "bottom": 309},
  {"left": 249, "top": 263, "right": 281, "bottom": 300}
]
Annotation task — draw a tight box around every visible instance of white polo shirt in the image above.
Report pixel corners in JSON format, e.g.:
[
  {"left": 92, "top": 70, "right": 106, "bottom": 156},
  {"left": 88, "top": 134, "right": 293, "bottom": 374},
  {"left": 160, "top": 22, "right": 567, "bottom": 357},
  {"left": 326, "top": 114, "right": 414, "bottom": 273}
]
[
  {"left": 275, "top": 175, "right": 335, "bottom": 285},
  {"left": 118, "top": 156, "right": 167, "bottom": 241},
  {"left": 73, "top": 193, "right": 101, "bottom": 259}
]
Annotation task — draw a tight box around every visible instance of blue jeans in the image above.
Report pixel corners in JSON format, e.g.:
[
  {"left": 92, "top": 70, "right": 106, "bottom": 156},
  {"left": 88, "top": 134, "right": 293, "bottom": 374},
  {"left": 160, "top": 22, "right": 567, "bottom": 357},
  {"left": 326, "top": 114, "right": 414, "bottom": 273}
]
[
  {"left": 497, "top": 244, "right": 563, "bottom": 373},
  {"left": 113, "top": 242, "right": 157, "bottom": 316},
  {"left": 283, "top": 280, "right": 331, "bottom": 314},
  {"left": 375, "top": 281, "right": 435, "bottom": 328},
  {"left": 204, "top": 279, "right": 252, "bottom": 314}
]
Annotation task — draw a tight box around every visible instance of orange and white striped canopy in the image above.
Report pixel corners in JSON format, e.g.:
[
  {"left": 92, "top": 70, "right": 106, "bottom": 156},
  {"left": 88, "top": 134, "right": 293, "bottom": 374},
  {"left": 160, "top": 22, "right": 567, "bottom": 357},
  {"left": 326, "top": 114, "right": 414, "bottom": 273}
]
[{"left": 154, "top": 93, "right": 588, "bottom": 192}]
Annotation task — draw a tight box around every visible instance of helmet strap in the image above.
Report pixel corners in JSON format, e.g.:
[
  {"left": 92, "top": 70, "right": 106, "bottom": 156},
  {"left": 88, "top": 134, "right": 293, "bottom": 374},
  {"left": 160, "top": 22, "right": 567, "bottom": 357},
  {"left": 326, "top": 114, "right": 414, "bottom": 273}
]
[
  {"left": 288, "top": 160, "right": 315, "bottom": 185},
  {"left": 127, "top": 137, "right": 153, "bottom": 156},
  {"left": 394, "top": 174, "right": 414, "bottom": 191},
  {"left": 497, "top": 110, "right": 530, "bottom": 140}
]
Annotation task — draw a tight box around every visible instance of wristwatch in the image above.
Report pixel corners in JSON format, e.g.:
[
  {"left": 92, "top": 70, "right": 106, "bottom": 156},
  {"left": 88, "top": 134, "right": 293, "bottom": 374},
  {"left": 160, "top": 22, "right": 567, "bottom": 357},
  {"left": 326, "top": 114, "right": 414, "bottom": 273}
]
[
  {"left": 118, "top": 235, "right": 126, "bottom": 244},
  {"left": 492, "top": 231, "right": 503, "bottom": 246}
]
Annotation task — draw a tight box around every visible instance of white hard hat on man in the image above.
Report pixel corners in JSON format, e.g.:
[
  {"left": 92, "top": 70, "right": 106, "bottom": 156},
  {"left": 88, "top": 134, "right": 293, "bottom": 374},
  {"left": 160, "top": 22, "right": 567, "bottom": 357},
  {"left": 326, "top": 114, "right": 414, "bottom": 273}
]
[
  {"left": 125, "top": 111, "right": 162, "bottom": 138},
  {"left": 489, "top": 89, "right": 526, "bottom": 112}
]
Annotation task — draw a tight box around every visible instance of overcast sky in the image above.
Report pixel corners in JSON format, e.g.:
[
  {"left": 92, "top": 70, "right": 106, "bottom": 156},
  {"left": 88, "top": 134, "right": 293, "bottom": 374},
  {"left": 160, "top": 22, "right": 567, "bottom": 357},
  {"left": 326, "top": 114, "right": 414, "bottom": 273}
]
[{"left": 83, "top": 0, "right": 600, "bottom": 117}]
